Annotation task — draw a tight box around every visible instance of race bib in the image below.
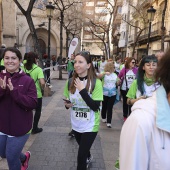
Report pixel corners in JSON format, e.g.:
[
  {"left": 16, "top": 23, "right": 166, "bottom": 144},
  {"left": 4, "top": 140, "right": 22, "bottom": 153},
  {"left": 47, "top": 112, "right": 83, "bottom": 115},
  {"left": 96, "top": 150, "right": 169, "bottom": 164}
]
[{"left": 72, "top": 107, "right": 90, "bottom": 121}]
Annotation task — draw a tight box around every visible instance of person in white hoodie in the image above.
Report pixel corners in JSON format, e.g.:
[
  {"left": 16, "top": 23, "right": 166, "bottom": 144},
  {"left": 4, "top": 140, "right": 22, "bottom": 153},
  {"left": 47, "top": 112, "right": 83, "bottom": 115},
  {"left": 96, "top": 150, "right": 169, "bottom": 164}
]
[{"left": 119, "top": 49, "right": 170, "bottom": 170}]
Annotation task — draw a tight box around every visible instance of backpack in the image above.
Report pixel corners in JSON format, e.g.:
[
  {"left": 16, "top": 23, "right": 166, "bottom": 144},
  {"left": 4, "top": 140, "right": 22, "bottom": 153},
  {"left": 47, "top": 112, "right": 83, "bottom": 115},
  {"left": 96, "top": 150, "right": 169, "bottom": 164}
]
[
  {"left": 24, "top": 66, "right": 38, "bottom": 83},
  {"left": 68, "top": 77, "right": 96, "bottom": 94}
]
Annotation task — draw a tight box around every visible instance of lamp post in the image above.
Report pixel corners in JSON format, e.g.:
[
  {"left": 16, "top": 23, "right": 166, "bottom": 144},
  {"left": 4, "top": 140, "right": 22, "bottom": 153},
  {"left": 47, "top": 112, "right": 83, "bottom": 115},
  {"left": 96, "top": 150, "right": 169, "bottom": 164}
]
[
  {"left": 81, "top": 44, "right": 84, "bottom": 51},
  {"left": 46, "top": 2, "right": 55, "bottom": 84},
  {"left": 117, "top": 33, "right": 121, "bottom": 56},
  {"left": 146, "top": 6, "right": 156, "bottom": 55}
]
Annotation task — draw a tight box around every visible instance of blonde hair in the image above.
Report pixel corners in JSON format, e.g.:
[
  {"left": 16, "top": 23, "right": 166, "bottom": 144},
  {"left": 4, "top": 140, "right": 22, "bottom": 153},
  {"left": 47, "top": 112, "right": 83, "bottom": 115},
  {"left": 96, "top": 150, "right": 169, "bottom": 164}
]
[{"left": 104, "top": 62, "right": 115, "bottom": 73}]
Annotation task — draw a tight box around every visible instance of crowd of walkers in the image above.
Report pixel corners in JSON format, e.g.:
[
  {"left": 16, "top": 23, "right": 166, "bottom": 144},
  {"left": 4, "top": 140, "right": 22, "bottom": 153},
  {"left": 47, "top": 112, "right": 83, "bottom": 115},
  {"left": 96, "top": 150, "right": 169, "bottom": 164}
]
[{"left": 0, "top": 44, "right": 170, "bottom": 170}]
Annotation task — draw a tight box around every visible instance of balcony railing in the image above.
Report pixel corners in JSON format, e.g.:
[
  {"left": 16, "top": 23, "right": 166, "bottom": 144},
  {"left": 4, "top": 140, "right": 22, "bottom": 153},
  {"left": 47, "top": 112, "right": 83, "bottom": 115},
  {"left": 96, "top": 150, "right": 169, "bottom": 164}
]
[{"left": 138, "top": 22, "right": 162, "bottom": 41}]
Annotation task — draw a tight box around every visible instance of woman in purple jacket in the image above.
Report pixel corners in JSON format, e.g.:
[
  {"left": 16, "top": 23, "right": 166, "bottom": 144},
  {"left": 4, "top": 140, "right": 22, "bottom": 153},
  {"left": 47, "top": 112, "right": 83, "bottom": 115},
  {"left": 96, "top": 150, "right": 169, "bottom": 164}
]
[
  {"left": 0, "top": 47, "right": 37, "bottom": 170},
  {"left": 118, "top": 57, "right": 138, "bottom": 121}
]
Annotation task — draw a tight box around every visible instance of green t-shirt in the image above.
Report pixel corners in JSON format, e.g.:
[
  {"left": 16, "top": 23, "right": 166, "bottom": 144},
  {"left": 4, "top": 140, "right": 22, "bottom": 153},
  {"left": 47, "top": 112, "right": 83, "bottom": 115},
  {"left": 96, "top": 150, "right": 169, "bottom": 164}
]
[
  {"left": 67, "top": 60, "right": 74, "bottom": 72},
  {"left": 126, "top": 80, "right": 138, "bottom": 99},
  {"left": 63, "top": 79, "right": 103, "bottom": 132},
  {"left": 0, "top": 59, "right": 4, "bottom": 66},
  {"left": 21, "top": 64, "right": 44, "bottom": 98}
]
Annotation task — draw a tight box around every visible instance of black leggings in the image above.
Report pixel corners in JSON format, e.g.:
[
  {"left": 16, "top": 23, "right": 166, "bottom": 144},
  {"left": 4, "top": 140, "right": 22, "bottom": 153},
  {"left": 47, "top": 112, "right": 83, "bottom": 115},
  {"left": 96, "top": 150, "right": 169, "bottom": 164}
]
[
  {"left": 101, "top": 95, "right": 116, "bottom": 123},
  {"left": 121, "top": 90, "right": 132, "bottom": 118},
  {"left": 73, "top": 130, "right": 97, "bottom": 170},
  {"left": 33, "top": 98, "right": 42, "bottom": 130}
]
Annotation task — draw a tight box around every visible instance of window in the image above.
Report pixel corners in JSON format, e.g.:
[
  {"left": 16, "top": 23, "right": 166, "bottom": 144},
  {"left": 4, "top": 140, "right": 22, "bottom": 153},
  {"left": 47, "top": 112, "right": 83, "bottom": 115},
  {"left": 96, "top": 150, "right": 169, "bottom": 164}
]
[
  {"left": 84, "top": 34, "right": 93, "bottom": 39},
  {"left": 96, "top": 1, "right": 106, "bottom": 7},
  {"left": 86, "top": 2, "right": 94, "bottom": 6},
  {"left": 86, "top": 10, "right": 94, "bottom": 15},
  {"left": 117, "top": 6, "right": 122, "bottom": 14}
]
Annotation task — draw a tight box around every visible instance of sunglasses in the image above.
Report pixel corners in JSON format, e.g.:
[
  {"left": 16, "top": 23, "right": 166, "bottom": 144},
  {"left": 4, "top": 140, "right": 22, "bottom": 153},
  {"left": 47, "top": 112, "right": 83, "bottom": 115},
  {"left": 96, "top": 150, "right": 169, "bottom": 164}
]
[{"left": 132, "top": 62, "right": 135, "bottom": 64}]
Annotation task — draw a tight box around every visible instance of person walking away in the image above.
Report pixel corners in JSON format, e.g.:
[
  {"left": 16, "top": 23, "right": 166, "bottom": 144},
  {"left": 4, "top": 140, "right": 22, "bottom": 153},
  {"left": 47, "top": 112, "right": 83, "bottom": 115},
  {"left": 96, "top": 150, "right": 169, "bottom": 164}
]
[
  {"left": 115, "top": 56, "right": 121, "bottom": 75},
  {"left": 98, "top": 62, "right": 120, "bottom": 128},
  {"left": 119, "top": 47, "right": 170, "bottom": 170},
  {"left": 67, "top": 54, "right": 75, "bottom": 77},
  {"left": 23, "top": 52, "right": 45, "bottom": 134},
  {"left": 99, "top": 57, "right": 107, "bottom": 73},
  {"left": 51, "top": 55, "right": 56, "bottom": 71},
  {"left": 63, "top": 51, "right": 103, "bottom": 170},
  {"left": 0, "top": 47, "right": 37, "bottom": 170},
  {"left": 118, "top": 57, "right": 138, "bottom": 121},
  {"left": 127, "top": 55, "right": 159, "bottom": 105}
]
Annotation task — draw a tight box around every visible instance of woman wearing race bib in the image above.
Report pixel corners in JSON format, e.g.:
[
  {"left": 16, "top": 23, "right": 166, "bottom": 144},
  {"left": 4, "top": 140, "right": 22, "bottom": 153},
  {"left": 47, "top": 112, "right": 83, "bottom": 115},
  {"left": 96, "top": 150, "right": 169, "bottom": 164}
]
[
  {"left": 63, "top": 51, "right": 103, "bottom": 170},
  {"left": 98, "top": 62, "right": 120, "bottom": 128},
  {"left": 127, "top": 55, "right": 159, "bottom": 106},
  {"left": 118, "top": 57, "right": 138, "bottom": 121}
]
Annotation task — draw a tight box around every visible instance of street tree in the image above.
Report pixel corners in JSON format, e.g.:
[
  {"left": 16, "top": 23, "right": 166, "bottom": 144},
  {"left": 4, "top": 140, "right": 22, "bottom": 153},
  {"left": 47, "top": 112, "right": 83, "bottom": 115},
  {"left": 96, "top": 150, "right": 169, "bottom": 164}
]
[
  {"left": 13, "top": 0, "right": 43, "bottom": 67},
  {"left": 52, "top": 0, "right": 81, "bottom": 79},
  {"left": 122, "top": 1, "right": 148, "bottom": 57},
  {"left": 84, "top": 0, "right": 115, "bottom": 59}
]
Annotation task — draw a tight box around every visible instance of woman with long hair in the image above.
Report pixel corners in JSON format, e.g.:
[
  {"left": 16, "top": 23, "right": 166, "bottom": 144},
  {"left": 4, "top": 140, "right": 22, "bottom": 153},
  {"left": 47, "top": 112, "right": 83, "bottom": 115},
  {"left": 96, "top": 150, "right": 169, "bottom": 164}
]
[
  {"left": 0, "top": 47, "right": 37, "bottom": 170},
  {"left": 63, "top": 51, "right": 103, "bottom": 170},
  {"left": 127, "top": 55, "right": 159, "bottom": 105},
  {"left": 23, "top": 52, "right": 45, "bottom": 134},
  {"left": 118, "top": 57, "right": 138, "bottom": 121}
]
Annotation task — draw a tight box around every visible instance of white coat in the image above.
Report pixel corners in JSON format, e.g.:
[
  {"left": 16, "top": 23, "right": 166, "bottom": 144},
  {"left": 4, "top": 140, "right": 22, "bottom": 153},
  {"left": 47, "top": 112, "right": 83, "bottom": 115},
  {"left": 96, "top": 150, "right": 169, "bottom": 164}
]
[{"left": 119, "top": 85, "right": 170, "bottom": 170}]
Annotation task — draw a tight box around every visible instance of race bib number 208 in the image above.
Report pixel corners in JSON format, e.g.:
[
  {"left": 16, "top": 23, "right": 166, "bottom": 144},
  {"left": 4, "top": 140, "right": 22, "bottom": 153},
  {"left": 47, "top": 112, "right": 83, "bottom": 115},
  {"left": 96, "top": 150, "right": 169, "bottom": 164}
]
[{"left": 72, "top": 107, "right": 90, "bottom": 121}]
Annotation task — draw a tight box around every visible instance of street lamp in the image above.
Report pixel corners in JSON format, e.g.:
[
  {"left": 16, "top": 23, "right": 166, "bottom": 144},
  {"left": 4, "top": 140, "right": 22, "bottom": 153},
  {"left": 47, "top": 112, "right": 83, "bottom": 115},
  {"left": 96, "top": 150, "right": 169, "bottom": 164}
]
[
  {"left": 146, "top": 6, "right": 156, "bottom": 55},
  {"left": 46, "top": 2, "right": 55, "bottom": 84},
  {"left": 81, "top": 44, "right": 84, "bottom": 51},
  {"left": 117, "top": 33, "right": 121, "bottom": 56}
]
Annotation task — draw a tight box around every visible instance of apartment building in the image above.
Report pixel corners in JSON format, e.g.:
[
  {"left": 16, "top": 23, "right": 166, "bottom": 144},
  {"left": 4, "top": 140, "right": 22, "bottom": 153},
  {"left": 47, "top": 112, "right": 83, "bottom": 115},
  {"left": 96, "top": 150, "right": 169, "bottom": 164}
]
[
  {"left": 82, "top": 0, "right": 114, "bottom": 58},
  {"left": 118, "top": 0, "right": 170, "bottom": 60}
]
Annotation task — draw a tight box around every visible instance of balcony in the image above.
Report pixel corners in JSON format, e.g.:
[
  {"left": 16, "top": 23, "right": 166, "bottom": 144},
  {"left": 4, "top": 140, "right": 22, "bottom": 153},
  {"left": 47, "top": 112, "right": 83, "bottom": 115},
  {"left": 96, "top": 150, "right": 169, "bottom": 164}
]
[{"left": 138, "top": 22, "right": 162, "bottom": 42}]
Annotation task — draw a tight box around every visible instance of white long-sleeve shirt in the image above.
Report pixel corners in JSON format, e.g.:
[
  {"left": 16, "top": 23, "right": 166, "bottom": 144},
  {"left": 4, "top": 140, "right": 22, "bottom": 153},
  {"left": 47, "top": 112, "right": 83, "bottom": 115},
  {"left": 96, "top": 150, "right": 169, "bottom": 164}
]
[{"left": 119, "top": 85, "right": 170, "bottom": 170}]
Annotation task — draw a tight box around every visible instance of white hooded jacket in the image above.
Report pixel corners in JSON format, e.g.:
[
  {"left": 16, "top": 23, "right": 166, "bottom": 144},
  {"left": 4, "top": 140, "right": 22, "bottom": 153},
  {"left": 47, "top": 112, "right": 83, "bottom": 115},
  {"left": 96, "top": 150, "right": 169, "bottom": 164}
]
[{"left": 119, "top": 85, "right": 170, "bottom": 170}]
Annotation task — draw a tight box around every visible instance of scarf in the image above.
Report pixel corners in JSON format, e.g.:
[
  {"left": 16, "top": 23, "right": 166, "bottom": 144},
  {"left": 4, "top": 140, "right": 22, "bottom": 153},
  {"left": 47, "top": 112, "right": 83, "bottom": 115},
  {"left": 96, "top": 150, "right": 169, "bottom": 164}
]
[{"left": 144, "top": 74, "right": 155, "bottom": 86}]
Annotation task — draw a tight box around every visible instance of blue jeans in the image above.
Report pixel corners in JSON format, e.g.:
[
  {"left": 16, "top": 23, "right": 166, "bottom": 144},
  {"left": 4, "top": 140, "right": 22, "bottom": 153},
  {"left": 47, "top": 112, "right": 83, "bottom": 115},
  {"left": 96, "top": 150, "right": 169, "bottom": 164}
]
[{"left": 0, "top": 134, "right": 29, "bottom": 170}]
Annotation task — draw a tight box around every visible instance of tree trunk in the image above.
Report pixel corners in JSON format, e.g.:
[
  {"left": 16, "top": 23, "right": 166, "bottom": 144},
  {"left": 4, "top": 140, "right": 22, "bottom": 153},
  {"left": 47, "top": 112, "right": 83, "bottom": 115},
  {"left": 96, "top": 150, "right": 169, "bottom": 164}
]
[
  {"left": 161, "top": 0, "right": 167, "bottom": 51},
  {"left": 132, "top": 29, "right": 143, "bottom": 57},
  {"left": 26, "top": 15, "right": 43, "bottom": 67}
]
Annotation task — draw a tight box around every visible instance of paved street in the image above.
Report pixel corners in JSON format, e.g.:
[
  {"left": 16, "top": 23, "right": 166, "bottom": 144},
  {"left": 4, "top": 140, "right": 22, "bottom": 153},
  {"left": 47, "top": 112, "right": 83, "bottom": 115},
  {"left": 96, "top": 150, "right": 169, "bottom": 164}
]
[{"left": 0, "top": 68, "right": 123, "bottom": 170}]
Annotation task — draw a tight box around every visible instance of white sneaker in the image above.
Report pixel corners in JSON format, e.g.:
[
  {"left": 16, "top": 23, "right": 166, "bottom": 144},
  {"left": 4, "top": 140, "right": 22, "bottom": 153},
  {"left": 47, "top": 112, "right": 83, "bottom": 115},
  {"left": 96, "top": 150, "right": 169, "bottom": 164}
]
[
  {"left": 107, "top": 123, "right": 112, "bottom": 128},
  {"left": 87, "top": 155, "right": 93, "bottom": 164},
  {"left": 102, "top": 119, "right": 106, "bottom": 123}
]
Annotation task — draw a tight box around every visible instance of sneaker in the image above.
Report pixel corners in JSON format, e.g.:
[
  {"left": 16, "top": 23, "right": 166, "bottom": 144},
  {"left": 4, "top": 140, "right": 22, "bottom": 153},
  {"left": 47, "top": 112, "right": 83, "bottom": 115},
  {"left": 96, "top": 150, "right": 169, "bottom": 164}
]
[
  {"left": 101, "top": 118, "right": 106, "bottom": 123},
  {"left": 21, "top": 151, "right": 31, "bottom": 170},
  {"left": 107, "top": 123, "right": 112, "bottom": 128},
  {"left": 31, "top": 128, "right": 43, "bottom": 134},
  {"left": 68, "top": 130, "right": 75, "bottom": 137},
  {"left": 87, "top": 155, "right": 93, "bottom": 168},
  {"left": 123, "top": 117, "right": 127, "bottom": 122}
]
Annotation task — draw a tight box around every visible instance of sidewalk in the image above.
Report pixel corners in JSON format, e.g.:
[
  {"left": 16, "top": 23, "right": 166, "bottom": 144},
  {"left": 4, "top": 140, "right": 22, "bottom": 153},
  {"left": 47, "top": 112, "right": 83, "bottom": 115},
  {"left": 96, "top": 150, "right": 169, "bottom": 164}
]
[{"left": 0, "top": 68, "right": 123, "bottom": 170}]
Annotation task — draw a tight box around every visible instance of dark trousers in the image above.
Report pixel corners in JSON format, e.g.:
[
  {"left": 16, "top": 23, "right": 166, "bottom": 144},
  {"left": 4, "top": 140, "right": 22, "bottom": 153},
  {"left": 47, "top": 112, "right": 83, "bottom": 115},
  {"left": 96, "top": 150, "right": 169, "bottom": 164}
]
[
  {"left": 33, "top": 98, "right": 42, "bottom": 130},
  {"left": 73, "top": 130, "right": 97, "bottom": 170},
  {"left": 121, "top": 90, "right": 132, "bottom": 118},
  {"left": 101, "top": 95, "right": 116, "bottom": 123}
]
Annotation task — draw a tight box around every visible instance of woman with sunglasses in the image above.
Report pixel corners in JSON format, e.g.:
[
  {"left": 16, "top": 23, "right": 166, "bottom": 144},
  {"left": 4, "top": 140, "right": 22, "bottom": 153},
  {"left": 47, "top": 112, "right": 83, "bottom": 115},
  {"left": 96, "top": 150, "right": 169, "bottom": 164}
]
[
  {"left": 63, "top": 51, "right": 103, "bottom": 170},
  {"left": 126, "top": 55, "right": 159, "bottom": 106},
  {"left": 118, "top": 57, "right": 138, "bottom": 121}
]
